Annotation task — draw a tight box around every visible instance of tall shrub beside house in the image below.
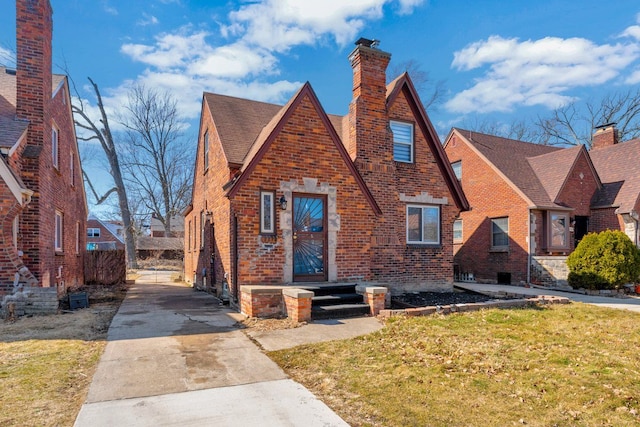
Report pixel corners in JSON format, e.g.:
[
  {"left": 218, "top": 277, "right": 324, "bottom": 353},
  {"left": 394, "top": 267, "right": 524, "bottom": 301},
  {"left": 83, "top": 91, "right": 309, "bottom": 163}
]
[{"left": 567, "top": 230, "right": 640, "bottom": 290}]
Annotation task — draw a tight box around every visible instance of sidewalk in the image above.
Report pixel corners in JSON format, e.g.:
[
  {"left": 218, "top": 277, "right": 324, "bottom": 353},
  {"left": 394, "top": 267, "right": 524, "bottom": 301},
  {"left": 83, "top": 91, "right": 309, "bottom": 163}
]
[
  {"left": 455, "top": 282, "right": 640, "bottom": 313},
  {"left": 74, "top": 271, "right": 355, "bottom": 426}
]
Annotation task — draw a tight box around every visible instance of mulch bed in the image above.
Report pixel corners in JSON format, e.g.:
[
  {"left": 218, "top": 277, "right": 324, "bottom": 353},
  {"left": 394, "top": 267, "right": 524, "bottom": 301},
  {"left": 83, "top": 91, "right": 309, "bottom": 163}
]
[{"left": 391, "top": 291, "right": 506, "bottom": 308}]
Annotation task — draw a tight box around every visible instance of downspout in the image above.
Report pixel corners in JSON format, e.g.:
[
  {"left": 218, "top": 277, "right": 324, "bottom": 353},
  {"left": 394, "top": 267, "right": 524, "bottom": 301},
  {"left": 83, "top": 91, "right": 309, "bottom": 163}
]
[
  {"left": 527, "top": 208, "right": 532, "bottom": 285},
  {"left": 233, "top": 214, "right": 239, "bottom": 303}
]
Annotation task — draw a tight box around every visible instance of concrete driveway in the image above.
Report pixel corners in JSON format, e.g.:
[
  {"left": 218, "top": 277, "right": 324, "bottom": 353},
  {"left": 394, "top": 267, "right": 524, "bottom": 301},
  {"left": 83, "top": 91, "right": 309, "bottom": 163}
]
[{"left": 74, "top": 270, "right": 348, "bottom": 426}]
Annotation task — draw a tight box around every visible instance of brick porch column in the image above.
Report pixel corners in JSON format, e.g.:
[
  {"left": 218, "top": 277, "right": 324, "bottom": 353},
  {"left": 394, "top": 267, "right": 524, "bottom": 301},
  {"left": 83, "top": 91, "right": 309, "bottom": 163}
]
[
  {"left": 358, "top": 285, "right": 388, "bottom": 316},
  {"left": 283, "top": 288, "right": 314, "bottom": 322}
]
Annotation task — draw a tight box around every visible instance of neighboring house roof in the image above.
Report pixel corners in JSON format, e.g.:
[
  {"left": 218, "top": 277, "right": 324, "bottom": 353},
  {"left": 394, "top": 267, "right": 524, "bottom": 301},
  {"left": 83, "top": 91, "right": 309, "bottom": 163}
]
[
  {"left": 136, "top": 236, "right": 183, "bottom": 251},
  {"left": 589, "top": 138, "right": 640, "bottom": 213},
  {"left": 87, "top": 215, "right": 125, "bottom": 244},
  {"left": 527, "top": 145, "right": 599, "bottom": 204},
  {"left": 0, "top": 66, "right": 68, "bottom": 150},
  {"left": 450, "top": 128, "right": 570, "bottom": 209},
  {"left": 150, "top": 214, "right": 184, "bottom": 233}
]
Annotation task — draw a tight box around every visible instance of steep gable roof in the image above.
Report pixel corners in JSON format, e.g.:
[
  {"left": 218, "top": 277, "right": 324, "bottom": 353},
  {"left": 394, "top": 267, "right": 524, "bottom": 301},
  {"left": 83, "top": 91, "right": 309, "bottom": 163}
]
[
  {"left": 528, "top": 145, "right": 600, "bottom": 204},
  {"left": 387, "top": 73, "right": 469, "bottom": 211},
  {"left": 0, "top": 66, "right": 69, "bottom": 150},
  {"left": 450, "top": 128, "right": 566, "bottom": 208},
  {"left": 225, "top": 82, "right": 381, "bottom": 214},
  {"left": 204, "top": 92, "right": 345, "bottom": 167},
  {"left": 590, "top": 138, "right": 640, "bottom": 213}
]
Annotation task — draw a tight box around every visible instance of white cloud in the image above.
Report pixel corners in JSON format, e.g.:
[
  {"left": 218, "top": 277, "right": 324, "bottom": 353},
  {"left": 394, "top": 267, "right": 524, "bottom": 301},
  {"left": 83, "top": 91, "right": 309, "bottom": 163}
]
[
  {"left": 0, "top": 46, "right": 15, "bottom": 67},
  {"left": 137, "top": 13, "right": 159, "bottom": 26},
  {"left": 446, "top": 35, "right": 640, "bottom": 114},
  {"left": 114, "top": 0, "right": 423, "bottom": 122},
  {"left": 626, "top": 69, "right": 640, "bottom": 84}
]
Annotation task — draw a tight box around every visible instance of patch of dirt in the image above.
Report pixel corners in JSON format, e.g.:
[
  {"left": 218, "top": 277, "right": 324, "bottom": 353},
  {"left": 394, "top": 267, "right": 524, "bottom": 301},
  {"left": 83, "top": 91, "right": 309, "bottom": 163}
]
[
  {"left": 2, "top": 283, "right": 129, "bottom": 342},
  {"left": 237, "top": 316, "right": 307, "bottom": 332},
  {"left": 391, "top": 291, "right": 502, "bottom": 308}
]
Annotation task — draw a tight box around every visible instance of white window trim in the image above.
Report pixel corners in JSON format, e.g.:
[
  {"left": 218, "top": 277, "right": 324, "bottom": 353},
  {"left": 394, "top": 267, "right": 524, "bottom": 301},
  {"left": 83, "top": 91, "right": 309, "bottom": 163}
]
[
  {"left": 52, "top": 124, "right": 59, "bottom": 170},
  {"left": 260, "top": 191, "right": 275, "bottom": 234},
  {"left": 406, "top": 204, "right": 440, "bottom": 245},
  {"left": 452, "top": 161, "right": 462, "bottom": 180},
  {"left": 491, "top": 217, "right": 509, "bottom": 250},
  {"left": 87, "top": 228, "right": 100, "bottom": 237},
  {"left": 391, "top": 120, "right": 414, "bottom": 163},
  {"left": 548, "top": 211, "right": 570, "bottom": 250},
  {"left": 203, "top": 131, "right": 209, "bottom": 172},
  {"left": 200, "top": 211, "right": 206, "bottom": 249},
  {"left": 453, "top": 219, "right": 463, "bottom": 243},
  {"left": 55, "top": 210, "right": 63, "bottom": 251}
]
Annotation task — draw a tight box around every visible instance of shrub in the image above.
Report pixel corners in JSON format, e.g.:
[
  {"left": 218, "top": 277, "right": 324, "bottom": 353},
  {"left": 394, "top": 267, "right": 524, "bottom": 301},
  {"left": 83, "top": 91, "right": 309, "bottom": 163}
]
[{"left": 567, "top": 230, "right": 640, "bottom": 290}]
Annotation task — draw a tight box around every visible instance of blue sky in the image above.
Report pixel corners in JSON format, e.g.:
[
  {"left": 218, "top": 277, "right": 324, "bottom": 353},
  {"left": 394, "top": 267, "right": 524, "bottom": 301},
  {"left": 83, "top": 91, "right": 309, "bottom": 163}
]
[{"left": 1, "top": 0, "right": 640, "bottom": 213}]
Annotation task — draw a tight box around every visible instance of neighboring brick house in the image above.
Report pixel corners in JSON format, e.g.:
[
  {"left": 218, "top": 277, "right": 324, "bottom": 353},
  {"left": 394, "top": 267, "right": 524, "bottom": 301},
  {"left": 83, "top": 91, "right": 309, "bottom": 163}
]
[
  {"left": 0, "top": 0, "right": 87, "bottom": 296},
  {"left": 86, "top": 215, "right": 125, "bottom": 251},
  {"left": 184, "top": 38, "right": 468, "bottom": 303},
  {"left": 444, "top": 125, "right": 639, "bottom": 287}
]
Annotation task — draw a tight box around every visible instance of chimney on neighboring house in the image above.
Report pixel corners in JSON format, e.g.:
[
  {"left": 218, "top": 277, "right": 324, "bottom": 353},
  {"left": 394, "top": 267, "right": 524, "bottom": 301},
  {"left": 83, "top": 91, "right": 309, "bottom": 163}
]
[
  {"left": 347, "top": 38, "right": 391, "bottom": 163},
  {"left": 16, "top": 0, "right": 53, "bottom": 148},
  {"left": 591, "top": 122, "right": 619, "bottom": 150}
]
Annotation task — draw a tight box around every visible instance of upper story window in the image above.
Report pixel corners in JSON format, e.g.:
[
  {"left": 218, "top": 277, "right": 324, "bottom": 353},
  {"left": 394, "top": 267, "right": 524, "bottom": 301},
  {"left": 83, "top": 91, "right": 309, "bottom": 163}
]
[
  {"left": 52, "top": 125, "right": 59, "bottom": 170},
  {"left": 407, "top": 204, "right": 440, "bottom": 245},
  {"left": 548, "top": 212, "right": 569, "bottom": 250},
  {"left": 451, "top": 161, "right": 462, "bottom": 180},
  {"left": 491, "top": 217, "right": 509, "bottom": 250},
  {"left": 87, "top": 228, "right": 100, "bottom": 237},
  {"left": 391, "top": 120, "right": 414, "bottom": 163},
  {"left": 203, "top": 130, "right": 209, "bottom": 172},
  {"left": 453, "top": 219, "right": 463, "bottom": 243},
  {"left": 200, "top": 210, "right": 206, "bottom": 249}
]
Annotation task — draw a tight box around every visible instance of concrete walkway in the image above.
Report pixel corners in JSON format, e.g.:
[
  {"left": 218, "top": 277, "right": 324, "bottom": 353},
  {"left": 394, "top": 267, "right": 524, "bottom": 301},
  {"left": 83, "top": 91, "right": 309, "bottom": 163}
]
[
  {"left": 74, "top": 271, "right": 354, "bottom": 426},
  {"left": 455, "top": 282, "right": 640, "bottom": 313}
]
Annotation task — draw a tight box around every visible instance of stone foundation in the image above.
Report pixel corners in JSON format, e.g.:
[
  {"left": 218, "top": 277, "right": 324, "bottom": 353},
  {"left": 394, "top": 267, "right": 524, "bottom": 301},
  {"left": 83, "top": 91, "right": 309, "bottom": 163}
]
[{"left": 530, "top": 256, "right": 569, "bottom": 288}]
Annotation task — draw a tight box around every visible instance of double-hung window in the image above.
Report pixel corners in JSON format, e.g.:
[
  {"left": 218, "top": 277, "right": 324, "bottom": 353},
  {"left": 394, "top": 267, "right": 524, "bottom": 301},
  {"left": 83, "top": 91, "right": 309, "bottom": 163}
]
[
  {"left": 453, "top": 219, "right": 463, "bottom": 243},
  {"left": 407, "top": 205, "right": 440, "bottom": 244},
  {"left": 87, "top": 228, "right": 100, "bottom": 237},
  {"left": 491, "top": 217, "right": 509, "bottom": 249},
  {"left": 391, "top": 121, "right": 414, "bottom": 163},
  {"left": 451, "top": 161, "right": 462, "bottom": 180}
]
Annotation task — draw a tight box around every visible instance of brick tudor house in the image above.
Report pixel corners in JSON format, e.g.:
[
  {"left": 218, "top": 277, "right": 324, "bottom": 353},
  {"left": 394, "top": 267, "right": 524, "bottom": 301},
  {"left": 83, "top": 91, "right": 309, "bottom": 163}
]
[
  {"left": 444, "top": 124, "right": 640, "bottom": 287},
  {"left": 0, "top": 0, "right": 87, "bottom": 297},
  {"left": 86, "top": 215, "right": 125, "bottom": 251},
  {"left": 184, "top": 38, "right": 468, "bottom": 316}
]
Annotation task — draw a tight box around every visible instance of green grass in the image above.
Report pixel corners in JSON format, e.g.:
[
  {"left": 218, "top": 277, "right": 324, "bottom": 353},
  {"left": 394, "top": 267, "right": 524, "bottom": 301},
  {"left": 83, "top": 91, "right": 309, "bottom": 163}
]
[{"left": 269, "top": 303, "right": 640, "bottom": 426}]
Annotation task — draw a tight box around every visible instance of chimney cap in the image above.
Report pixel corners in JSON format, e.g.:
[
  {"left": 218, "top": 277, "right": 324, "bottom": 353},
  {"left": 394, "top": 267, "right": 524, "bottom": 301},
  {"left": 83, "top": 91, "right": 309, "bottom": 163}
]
[
  {"left": 595, "top": 122, "right": 617, "bottom": 130},
  {"left": 355, "top": 37, "right": 380, "bottom": 49}
]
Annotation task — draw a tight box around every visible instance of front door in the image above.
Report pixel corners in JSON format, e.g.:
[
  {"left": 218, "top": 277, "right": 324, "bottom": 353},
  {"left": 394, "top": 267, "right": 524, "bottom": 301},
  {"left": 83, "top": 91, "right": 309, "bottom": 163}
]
[
  {"left": 292, "top": 195, "right": 327, "bottom": 282},
  {"left": 574, "top": 216, "right": 589, "bottom": 248}
]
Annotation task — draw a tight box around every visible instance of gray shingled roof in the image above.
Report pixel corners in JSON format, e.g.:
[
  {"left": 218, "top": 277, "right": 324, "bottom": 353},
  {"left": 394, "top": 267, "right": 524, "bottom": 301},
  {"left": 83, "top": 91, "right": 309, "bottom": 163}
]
[{"left": 590, "top": 138, "right": 640, "bottom": 213}]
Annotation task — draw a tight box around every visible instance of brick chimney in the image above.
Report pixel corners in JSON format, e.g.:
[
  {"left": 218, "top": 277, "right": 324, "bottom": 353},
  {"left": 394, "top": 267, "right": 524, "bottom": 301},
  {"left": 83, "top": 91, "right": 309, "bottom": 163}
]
[
  {"left": 16, "top": 0, "right": 53, "bottom": 148},
  {"left": 347, "top": 38, "right": 391, "bottom": 163},
  {"left": 591, "top": 123, "right": 619, "bottom": 150}
]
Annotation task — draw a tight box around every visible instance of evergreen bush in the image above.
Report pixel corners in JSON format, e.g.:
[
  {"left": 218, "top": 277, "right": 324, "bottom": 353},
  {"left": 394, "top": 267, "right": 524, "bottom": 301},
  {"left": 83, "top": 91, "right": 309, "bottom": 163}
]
[{"left": 567, "top": 230, "right": 640, "bottom": 290}]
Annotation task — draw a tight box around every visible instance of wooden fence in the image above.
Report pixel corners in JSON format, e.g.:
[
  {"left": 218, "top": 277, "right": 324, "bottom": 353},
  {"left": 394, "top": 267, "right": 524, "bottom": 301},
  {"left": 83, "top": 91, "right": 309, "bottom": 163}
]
[{"left": 85, "top": 250, "right": 126, "bottom": 285}]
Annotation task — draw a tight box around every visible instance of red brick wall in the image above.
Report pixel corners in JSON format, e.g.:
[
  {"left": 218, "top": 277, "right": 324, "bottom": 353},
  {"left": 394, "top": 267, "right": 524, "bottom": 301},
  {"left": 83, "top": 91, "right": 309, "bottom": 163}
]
[
  {"left": 590, "top": 207, "right": 623, "bottom": 233},
  {"left": 13, "top": 0, "right": 86, "bottom": 294},
  {"left": 445, "top": 133, "right": 530, "bottom": 284},
  {"left": 555, "top": 152, "right": 599, "bottom": 218},
  {"left": 232, "top": 93, "right": 375, "bottom": 287}
]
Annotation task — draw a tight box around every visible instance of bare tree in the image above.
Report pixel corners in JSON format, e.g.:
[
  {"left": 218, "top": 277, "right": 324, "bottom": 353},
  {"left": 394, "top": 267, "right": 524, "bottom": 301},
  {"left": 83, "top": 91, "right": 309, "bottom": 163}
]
[
  {"left": 72, "top": 78, "right": 138, "bottom": 268},
  {"left": 118, "top": 85, "right": 193, "bottom": 236},
  {"left": 535, "top": 89, "right": 640, "bottom": 148},
  {"left": 388, "top": 59, "right": 446, "bottom": 111},
  {"left": 461, "top": 117, "right": 542, "bottom": 142}
]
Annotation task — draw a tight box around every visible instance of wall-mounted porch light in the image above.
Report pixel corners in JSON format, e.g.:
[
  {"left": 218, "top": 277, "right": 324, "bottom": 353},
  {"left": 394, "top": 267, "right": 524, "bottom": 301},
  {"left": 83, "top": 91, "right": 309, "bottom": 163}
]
[{"left": 279, "top": 195, "right": 287, "bottom": 210}]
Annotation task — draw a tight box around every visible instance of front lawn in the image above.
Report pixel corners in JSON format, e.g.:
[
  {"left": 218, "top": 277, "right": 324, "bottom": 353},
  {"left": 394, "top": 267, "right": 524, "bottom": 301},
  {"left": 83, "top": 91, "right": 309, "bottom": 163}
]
[{"left": 269, "top": 303, "right": 640, "bottom": 426}]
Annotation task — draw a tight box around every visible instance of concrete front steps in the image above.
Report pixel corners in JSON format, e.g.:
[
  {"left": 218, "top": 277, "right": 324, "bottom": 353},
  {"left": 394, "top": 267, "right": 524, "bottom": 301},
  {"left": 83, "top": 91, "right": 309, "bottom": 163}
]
[{"left": 299, "top": 283, "right": 370, "bottom": 320}]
